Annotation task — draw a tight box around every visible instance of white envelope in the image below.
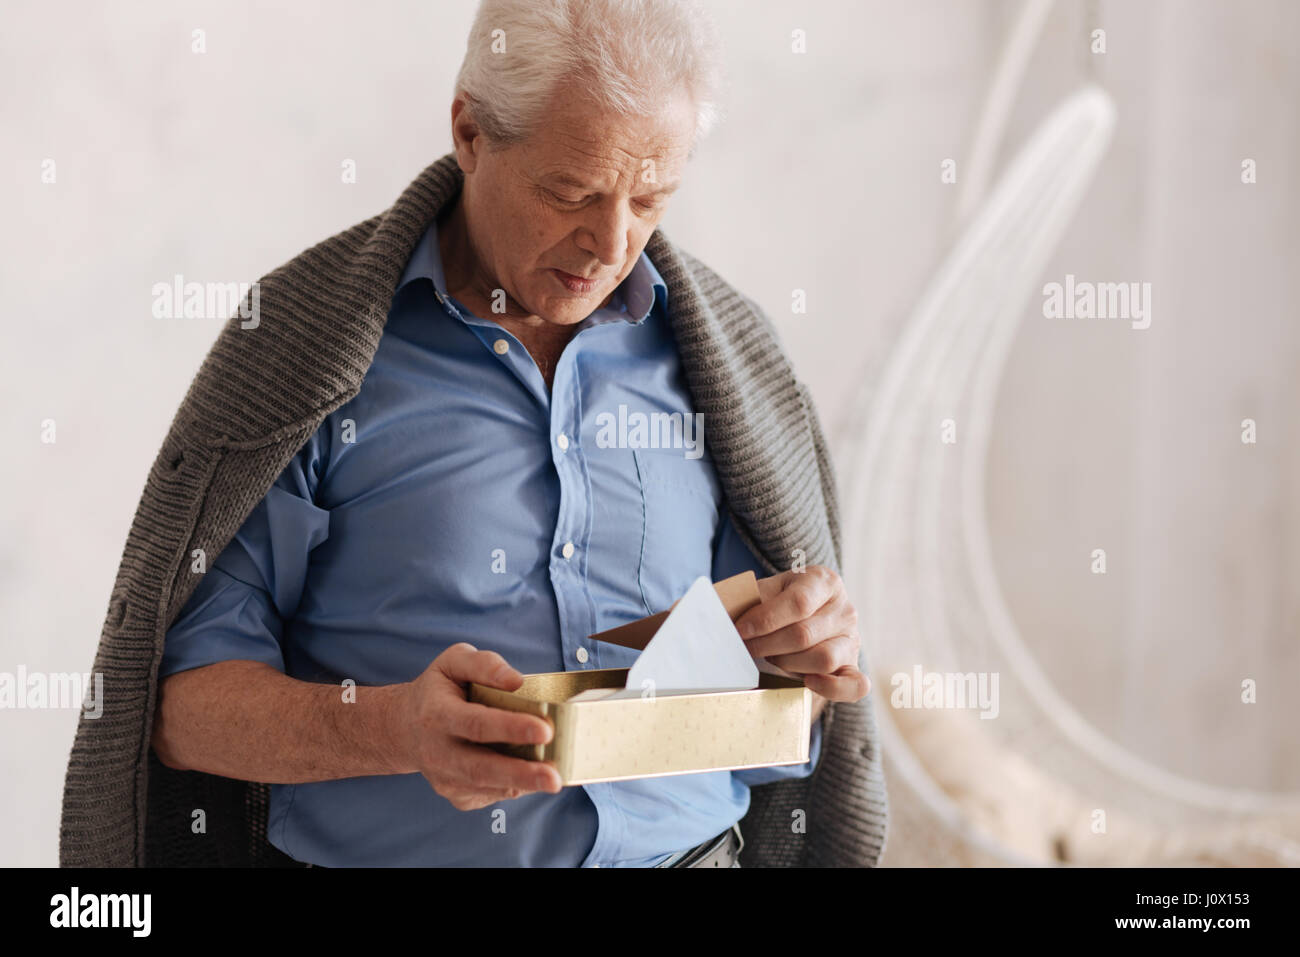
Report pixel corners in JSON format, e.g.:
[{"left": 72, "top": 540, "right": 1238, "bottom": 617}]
[{"left": 567, "top": 575, "right": 761, "bottom": 702}]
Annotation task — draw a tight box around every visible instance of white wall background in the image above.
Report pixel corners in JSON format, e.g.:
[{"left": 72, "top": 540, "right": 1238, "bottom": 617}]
[{"left": 1, "top": 0, "right": 1296, "bottom": 866}]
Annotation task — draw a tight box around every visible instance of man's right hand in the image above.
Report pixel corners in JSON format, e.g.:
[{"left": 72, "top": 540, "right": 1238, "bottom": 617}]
[{"left": 393, "top": 642, "right": 563, "bottom": 811}]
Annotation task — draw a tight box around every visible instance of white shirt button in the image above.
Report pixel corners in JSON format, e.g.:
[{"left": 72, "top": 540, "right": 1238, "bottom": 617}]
[
  {"left": 493, "top": 338, "right": 509, "bottom": 355},
  {"left": 556, "top": 433, "right": 569, "bottom": 451},
  {"left": 576, "top": 646, "right": 589, "bottom": 664},
  {"left": 561, "top": 541, "right": 575, "bottom": 559}
]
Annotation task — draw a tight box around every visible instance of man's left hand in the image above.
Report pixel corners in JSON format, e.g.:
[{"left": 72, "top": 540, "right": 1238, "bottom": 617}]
[{"left": 734, "top": 566, "right": 869, "bottom": 716}]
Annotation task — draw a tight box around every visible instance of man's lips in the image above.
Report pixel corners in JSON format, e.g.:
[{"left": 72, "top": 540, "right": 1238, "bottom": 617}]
[{"left": 552, "top": 269, "right": 601, "bottom": 293}]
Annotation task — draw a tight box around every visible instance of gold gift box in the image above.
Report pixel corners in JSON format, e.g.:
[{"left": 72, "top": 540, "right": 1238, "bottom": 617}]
[{"left": 468, "top": 571, "right": 812, "bottom": 785}]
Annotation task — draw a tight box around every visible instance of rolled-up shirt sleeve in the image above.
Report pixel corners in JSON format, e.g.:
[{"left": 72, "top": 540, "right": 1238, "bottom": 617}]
[
  {"left": 711, "top": 509, "right": 825, "bottom": 786},
  {"left": 159, "top": 433, "right": 330, "bottom": 679}
]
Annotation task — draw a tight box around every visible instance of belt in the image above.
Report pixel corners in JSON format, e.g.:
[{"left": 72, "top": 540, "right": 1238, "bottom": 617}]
[{"left": 656, "top": 823, "right": 744, "bottom": 868}]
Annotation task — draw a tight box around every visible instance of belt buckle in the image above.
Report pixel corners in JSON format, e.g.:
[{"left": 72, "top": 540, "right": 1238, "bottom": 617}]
[
  {"left": 679, "top": 825, "right": 739, "bottom": 868},
  {"left": 657, "top": 822, "right": 743, "bottom": 868}
]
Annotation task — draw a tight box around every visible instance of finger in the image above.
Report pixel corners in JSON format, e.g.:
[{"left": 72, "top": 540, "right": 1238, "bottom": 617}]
[
  {"left": 735, "top": 567, "right": 839, "bottom": 642},
  {"left": 744, "top": 605, "right": 845, "bottom": 659},
  {"left": 443, "top": 698, "right": 554, "bottom": 747},
  {"left": 802, "top": 667, "right": 871, "bottom": 702},
  {"left": 753, "top": 570, "right": 794, "bottom": 604},
  {"left": 766, "top": 633, "right": 857, "bottom": 675},
  {"left": 449, "top": 743, "right": 564, "bottom": 794},
  {"left": 439, "top": 786, "right": 519, "bottom": 809},
  {"left": 438, "top": 643, "right": 524, "bottom": 691},
  {"left": 440, "top": 785, "right": 530, "bottom": 809}
]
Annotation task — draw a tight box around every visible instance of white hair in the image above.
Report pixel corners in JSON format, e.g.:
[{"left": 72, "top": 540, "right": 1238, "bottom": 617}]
[{"left": 454, "top": 0, "right": 727, "bottom": 146}]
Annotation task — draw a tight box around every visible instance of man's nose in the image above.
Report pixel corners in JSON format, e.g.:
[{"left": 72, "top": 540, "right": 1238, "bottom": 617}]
[{"left": 576, "top": 197, "right": 629, "bottom": 267}]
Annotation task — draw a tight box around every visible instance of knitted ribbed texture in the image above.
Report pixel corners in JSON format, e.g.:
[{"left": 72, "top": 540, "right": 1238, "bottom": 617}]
[{"left": 58, "top": 153, "right": 888, "bottom": 867}]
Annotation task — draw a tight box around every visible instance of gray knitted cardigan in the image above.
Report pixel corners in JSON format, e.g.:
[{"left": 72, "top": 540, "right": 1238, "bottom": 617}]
[{"left": 58, "top": 153, "right": 888, "bottom": 867}]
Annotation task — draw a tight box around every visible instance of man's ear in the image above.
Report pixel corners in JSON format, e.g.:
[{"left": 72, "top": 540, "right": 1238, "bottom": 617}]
[{"left": 450, "top": 95, "right": 483, "bottom": 175}]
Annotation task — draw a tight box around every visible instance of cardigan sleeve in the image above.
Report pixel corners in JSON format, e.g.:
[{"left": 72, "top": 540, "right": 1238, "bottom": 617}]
[{"left": 158, "top": 431, "right": 330, "bottom": 678}]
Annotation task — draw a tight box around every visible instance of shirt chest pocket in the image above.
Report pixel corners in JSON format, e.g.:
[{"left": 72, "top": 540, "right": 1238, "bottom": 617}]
[{"left": 632, "top": 448, "right": 724, "bottom": 615}]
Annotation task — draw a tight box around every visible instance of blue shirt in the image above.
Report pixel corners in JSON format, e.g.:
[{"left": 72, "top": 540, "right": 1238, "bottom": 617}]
[{"left": 160, "top": 215, "right": 823, "bottom": 866}]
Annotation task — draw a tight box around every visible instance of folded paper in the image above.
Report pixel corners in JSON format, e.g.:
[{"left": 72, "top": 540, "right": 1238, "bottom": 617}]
[{"left": 567, "top": 575, "right": 760, "bottom": 702}]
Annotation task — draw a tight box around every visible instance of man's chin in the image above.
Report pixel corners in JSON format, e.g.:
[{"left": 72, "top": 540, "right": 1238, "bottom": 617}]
[{"left": 534, "top": 293, "right": 608, "bottom": 327}]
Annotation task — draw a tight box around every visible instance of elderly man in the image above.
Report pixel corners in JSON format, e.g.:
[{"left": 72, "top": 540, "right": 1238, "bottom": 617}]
[{"left": 60, "top": 0, "right": 888, "bottom": 868}]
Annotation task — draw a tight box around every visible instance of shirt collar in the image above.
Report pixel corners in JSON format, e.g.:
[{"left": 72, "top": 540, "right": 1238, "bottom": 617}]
[{"left": 398, "top": 217, "right": 667, "bottom": 327}]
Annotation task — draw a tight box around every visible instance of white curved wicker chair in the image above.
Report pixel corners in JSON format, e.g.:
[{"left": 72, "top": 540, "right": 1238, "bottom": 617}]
[{"left": 837, "top": 74, "right": 1300, "bottom": 865}]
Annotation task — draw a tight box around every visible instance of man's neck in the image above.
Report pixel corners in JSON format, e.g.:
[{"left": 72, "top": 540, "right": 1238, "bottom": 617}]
[{"left": 437, "top": 195, "right": 585, "bottom": 390}]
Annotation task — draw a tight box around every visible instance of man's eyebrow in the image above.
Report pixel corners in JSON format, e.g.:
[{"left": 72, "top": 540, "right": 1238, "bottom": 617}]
[
  {"left": 542, "top": 172, "right": 681, "bottom": 195},
  {"left": 544, "top": 172, "right": 597, "bottom": 190},
  {"left": 640, "top": 179, "right": 682, "bottom": 196}
]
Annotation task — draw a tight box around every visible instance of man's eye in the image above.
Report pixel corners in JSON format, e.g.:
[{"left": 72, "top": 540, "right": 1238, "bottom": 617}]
[{"left": 548, "top": 190, "right": 587, "bottom": 206}]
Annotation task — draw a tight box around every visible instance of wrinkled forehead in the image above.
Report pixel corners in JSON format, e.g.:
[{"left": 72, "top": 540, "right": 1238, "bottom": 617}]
[{"left": 509, "top": 84, "right": 697, "bottom": 185}]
